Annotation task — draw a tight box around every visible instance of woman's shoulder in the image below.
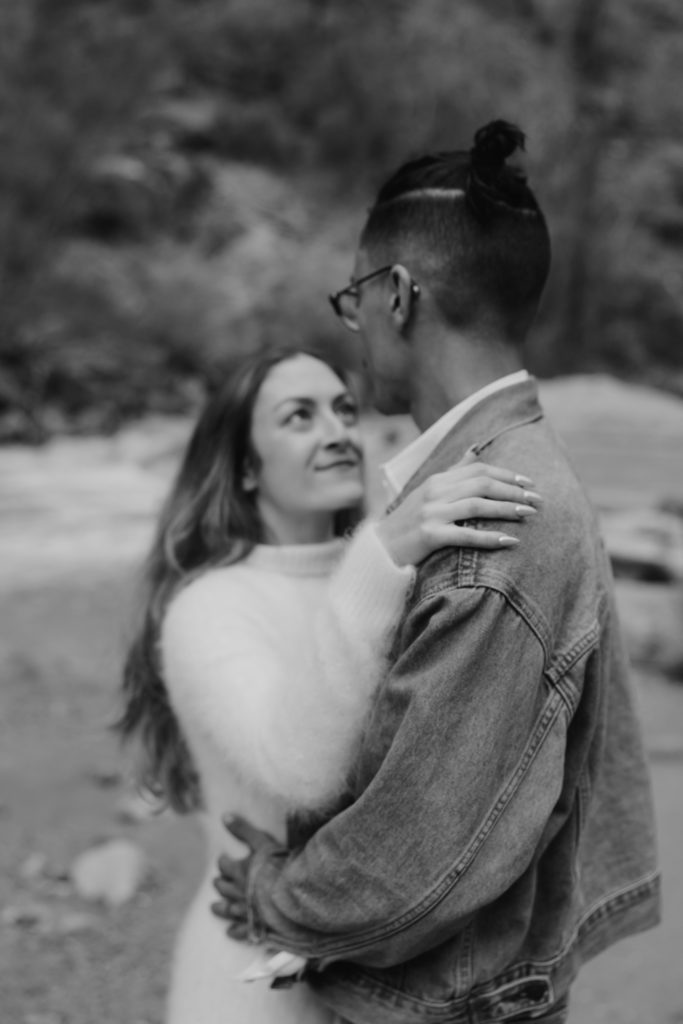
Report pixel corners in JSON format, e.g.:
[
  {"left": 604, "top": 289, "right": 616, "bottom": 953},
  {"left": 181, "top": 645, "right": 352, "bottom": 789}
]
[
  {"left": 163, "top": 563, "right": 279, "bottom": 651},
  {"left": 164, "top": 562, "right": 260, "bottom": 627},
  {"left": 160, "top": 564, "right": 272, "bottom": 682}
]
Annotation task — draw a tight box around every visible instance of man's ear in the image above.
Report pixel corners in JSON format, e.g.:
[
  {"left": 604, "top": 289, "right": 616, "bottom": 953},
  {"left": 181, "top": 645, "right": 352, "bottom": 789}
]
[{"left": 388, "top": 264, "right": 417, "bottom": 330}]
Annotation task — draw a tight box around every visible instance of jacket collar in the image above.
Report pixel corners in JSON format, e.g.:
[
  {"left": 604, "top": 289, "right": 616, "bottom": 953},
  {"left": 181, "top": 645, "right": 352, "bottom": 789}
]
[
  {"left": 382, "top": 370, "right": 530, "bottom": 499},
  {"left": 388, "top": 375, "right": 545, "bottom": 511}
]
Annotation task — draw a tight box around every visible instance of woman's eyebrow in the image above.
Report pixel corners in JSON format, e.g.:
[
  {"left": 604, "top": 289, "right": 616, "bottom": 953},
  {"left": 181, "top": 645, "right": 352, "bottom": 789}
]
[
  {"left": 273, "top": 391, "right": 351, "bottom": 412},
  {"left": 273, "top": 396, "right": 315, "bottom": 411}
]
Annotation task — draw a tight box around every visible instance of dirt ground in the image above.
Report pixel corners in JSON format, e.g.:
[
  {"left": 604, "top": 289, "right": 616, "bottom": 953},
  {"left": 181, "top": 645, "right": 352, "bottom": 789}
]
[
  {"left": 2, "top": 572, "right": 682, "bottom": 1024},
  {"left": 2, "top": 377, "right": 682, "bottom": 1024},
  {"left": 0, "top": 569, "right": 199, "bottom": 1024}
]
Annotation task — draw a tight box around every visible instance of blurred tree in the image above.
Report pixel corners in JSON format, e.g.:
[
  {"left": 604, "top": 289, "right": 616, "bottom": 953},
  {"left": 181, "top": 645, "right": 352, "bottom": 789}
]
[
  {"left": 552, "top": 0, "right": 610, "bottom": 373},
  {"left": 0, "top": 0, "right": 173, "bottom": 436},
  {"left": 0, "top": 0, "right": 681, "bottom": 439}
]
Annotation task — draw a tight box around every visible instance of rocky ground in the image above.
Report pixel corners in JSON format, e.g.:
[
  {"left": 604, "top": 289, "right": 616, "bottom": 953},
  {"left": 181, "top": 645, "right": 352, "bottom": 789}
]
[{"left": 1, "top": 375, "right": 682, "bottom": 1024}]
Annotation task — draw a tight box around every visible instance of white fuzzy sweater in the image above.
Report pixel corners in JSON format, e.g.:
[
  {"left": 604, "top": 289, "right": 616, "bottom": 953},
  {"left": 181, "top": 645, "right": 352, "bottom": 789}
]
[
  {"left": 160, "top": 523, "right": 415, "bottom": 1024},
  {"left": 161, "top": 522, "right": 415, "bottom": 818}
]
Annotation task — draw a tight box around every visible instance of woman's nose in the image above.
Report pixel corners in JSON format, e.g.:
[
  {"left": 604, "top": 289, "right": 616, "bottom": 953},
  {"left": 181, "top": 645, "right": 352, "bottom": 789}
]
[{"left": 320, "top": 413, "right": 350, "bottom": 446}]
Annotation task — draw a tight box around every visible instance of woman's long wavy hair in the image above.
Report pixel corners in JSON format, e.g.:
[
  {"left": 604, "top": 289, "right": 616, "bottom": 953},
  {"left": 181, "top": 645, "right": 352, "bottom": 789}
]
[{"left": 117, "top": 346, "right": 363, "bottom": 813}]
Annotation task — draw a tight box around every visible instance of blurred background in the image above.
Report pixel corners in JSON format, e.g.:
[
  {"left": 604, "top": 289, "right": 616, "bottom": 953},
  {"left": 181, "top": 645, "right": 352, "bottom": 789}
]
[
  {"left": 2, "top": 0, "right": 683, "bottom": 439},
  {"left": 1, "top": 2, "right": 682, "bottom": 1022}
]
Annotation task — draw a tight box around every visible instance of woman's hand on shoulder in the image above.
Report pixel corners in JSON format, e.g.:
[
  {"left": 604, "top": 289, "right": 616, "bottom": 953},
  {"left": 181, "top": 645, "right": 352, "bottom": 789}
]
[{"left": 375, "top": 454, "right": 542, "bottom": 567}]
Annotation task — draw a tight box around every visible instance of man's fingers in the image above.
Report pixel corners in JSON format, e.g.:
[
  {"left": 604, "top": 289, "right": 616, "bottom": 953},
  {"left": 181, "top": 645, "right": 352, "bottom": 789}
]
[
  {"left": 211, "top": 899, "right": 248, "bottom": 924},
  {"left": 228, "top": 922, "right": 250, "bottom": 941},
  {"left": 222, "top": 813, "right": 255, "bottom": 845},
  {"left": 211, "top": 899, "right": 245, "bottom": 921},
  {"left": 211, "top": 898, "right": 246, "bottom": 921},
  {"left": 212, "top": 876, "right": 244, "bottom": 900},
  {"left": 217, "top": 852, "right": 243, "bottom": 878},
  {"left": 222, "top": 813, "right": 276, "bottom": 852},
  {"left": 211, "top": 899, "right": 230, "bottom": 920},
  {"left": 212, "top": 876, "right": 229, "bottom": 897}
]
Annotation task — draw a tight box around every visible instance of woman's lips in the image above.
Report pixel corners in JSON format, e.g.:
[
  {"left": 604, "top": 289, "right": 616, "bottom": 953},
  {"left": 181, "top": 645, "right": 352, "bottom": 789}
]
[{"left": 316, "top": 460, "right": 360, "bottom": 471}]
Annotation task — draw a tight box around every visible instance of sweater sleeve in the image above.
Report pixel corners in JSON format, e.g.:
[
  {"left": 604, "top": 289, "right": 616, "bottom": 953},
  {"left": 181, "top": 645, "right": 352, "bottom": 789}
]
[{"left": 160, "top": 523, "right": 415, "bottom": 810}]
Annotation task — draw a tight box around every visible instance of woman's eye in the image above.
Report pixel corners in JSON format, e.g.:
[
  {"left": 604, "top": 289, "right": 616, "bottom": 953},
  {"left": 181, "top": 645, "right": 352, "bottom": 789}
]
[
  {"left": 339, "top": 402, "right": 358, "bottom": 424},
  {"left": 286, "top": 408, "right": 311, "bottom": 425}
]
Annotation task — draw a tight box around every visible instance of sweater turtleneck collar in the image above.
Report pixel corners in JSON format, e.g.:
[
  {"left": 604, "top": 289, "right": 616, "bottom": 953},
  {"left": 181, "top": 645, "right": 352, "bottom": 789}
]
[{"left": 246, "top": 537, "right": 346, "bottom": 577}]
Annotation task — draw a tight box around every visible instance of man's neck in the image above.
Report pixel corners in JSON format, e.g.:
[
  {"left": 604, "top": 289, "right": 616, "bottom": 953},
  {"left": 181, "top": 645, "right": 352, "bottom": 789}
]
[{"left": 409, "top": 332, "right": 524, "bottom": 431}]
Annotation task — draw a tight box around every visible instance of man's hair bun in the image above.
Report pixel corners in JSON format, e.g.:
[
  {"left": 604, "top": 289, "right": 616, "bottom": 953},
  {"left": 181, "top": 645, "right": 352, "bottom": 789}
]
[
  {"left": 470, "top": 120, "right": 526, "bottom": 168},
  {"left": 465, "top": 118, "right": 536, "bottom": 222}
]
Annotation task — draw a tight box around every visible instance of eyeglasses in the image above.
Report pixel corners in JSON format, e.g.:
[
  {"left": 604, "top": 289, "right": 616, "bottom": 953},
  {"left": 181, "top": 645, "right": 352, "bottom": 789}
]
[{"left": 329, "top": 265, "right": 420, "bottom": 333}]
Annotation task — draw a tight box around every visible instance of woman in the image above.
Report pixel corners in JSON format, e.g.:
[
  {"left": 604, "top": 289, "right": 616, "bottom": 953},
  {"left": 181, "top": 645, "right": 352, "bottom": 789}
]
[{"left": 119, "top": 346, "right": 540, "bottom": 1024}]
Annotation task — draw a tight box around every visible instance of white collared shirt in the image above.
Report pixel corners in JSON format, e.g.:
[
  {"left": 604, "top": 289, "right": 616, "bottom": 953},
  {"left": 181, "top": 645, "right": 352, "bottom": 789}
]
[{"left": 381, "top": 370, "right": 529, "bottom": 501}]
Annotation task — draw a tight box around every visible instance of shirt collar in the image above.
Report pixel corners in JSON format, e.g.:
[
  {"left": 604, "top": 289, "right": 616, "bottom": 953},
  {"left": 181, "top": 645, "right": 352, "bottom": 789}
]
[{"left": 381, "top": 370, "right": 530, "bottom": 501}]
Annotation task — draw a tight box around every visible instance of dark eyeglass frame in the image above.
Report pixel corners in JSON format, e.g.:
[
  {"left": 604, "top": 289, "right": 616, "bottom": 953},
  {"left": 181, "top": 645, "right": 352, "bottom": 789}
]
[{"left": 329, "top": 265, "right": 420, "bottom": 333}]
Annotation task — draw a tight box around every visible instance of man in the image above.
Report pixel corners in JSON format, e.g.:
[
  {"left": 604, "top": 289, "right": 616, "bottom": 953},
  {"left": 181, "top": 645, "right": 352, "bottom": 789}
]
[{"left": 212, "top": 120, "right": 660, "bottom": 1024}]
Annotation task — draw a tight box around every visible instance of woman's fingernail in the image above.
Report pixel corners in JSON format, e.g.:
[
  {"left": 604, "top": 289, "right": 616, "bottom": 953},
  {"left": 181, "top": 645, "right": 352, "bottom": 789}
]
[
  {"left": 515, "top": 474, "right": 534, "bottom": 485},
  {"left": 515, "top": 505, "right": 537, "bottom": 516},
  {"left": 499, "top": 535, "right": 520, "bottom": 546},
  {"left": 523, "top": 490, "right": 543, "bottom": 503}
]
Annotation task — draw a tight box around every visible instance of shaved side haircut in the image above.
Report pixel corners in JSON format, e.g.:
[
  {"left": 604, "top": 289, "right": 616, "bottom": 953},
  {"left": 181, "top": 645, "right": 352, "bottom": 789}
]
[{"left": 360, "top": 120, "right": 551, "bottom": 342}]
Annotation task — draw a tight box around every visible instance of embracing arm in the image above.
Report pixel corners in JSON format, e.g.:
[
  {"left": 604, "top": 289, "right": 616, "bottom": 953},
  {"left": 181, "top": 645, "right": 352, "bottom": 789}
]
[
  {"left": 161, "top": 458, "right": 538, "bottom": 807},
  {"left": 241, "top": 585, "right": 568, "bottom": 967}
]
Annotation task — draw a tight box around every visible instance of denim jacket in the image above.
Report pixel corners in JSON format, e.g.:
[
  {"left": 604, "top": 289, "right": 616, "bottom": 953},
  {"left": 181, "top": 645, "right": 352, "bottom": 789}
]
[{"left": 246, "top": 377, "right": 660, "bottom": 1024}]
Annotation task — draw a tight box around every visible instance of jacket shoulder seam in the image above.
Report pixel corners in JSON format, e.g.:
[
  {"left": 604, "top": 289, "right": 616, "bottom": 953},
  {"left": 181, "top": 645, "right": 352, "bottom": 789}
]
[{"left": 411, "top": 574, "right": 552, "bottom": 669}]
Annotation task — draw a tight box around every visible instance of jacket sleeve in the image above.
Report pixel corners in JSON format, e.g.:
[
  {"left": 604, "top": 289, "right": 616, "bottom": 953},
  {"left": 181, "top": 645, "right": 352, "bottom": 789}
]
[
  {"left": 160, "top": 524, "right": 414, "bottom": 810},
  {"left": 245, "top": 583, "right": 569, "bottom": 966}
]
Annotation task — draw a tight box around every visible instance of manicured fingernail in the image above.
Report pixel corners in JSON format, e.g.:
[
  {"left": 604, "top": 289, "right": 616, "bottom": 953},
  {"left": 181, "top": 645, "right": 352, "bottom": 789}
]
[
  {"left": 515, "top": 505, "right": 537, "bottom": 516},
  {"left": 523, "top": 490, "right": 543, "bottom": 503},
  {"left": 515, "top": 474, "right": 534, "bottom": 485},
  {"left": 498, "top": 535, "right": 520, "bottom": 546}
]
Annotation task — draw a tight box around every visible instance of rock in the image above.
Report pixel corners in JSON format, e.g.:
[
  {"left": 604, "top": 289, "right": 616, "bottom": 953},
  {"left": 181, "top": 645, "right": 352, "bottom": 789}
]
[
  {"left": 602, "top": 507, "right": 683, "bottom": 582},
  {"left": 647, "top": 733, "right": 683, "bottom": 761},
  {"left": 54, "top": 910, "right": 99, "bottom": 935},
  {"left": 70, "top": 838, "right": 147, "bottom": 907},
  {"left": 19, "top": 851, "right": 48, "bottom": 881},
  {"left": 41, "top": 879, "right": 73, "bottom": 900},
  {"left": 1, "top": 901, "right": 99, "bottom": 938},
  {"left": 615, "top": 579, "right": 683, "bottom": 677},
  {"left": 539, "top": 376, "right": 683, "bottom": 510},
  {"left": 2, "top": 902, "right": 54, "bottom": 931}
]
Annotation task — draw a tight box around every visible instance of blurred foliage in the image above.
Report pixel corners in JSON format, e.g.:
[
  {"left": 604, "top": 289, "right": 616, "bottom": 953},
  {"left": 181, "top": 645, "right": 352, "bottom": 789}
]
[{"left": 1, "top": 0, "right": 682, "bottom": 440}]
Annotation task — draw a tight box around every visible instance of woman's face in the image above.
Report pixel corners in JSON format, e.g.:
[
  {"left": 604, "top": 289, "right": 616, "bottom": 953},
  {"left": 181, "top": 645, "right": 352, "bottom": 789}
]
[{"left": 247, "top": 354, "right": 364, "bottom": 544}]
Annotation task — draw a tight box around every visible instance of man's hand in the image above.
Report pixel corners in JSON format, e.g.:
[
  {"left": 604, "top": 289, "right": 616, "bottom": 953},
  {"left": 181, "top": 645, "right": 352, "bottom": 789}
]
[{"left": 211, "top": 814, "right": 279, "bottom": 941}]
